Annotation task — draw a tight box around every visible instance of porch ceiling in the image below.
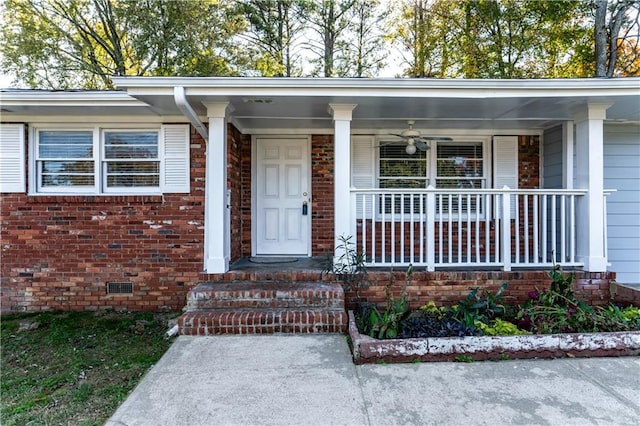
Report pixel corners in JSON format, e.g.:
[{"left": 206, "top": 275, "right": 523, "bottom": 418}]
[
  {"left": 3, "top": 78, "right": 639, "bottom": 133},
  {"left": 129, "top": 92, "right": 640, "bottom": 133}
]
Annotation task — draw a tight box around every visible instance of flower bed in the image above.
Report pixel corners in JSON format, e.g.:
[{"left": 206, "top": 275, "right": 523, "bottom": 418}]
[
  {"left": 348, "top": 311, "right": 640, "bottom": 364},
  {"left": 345, "top": 266, "right": 640, "bottom": 364}
]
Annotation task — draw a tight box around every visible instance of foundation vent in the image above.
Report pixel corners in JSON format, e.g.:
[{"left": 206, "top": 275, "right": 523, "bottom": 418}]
[{"left": 107, "top": 282, "right": 134, "bottom": 295}]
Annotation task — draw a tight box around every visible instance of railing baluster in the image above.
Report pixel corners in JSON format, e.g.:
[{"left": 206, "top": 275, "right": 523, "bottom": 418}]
[
  {"left": 533, "top": 194, "right": 539, "bottom": 264},
  {"left": 475, "top": 194, "right": 480, "bottom": 263},
  {"left": 466, "top": 193, "right": 471, "bottom": 263},
  {"left": 561, "top": 195, "right": 566, "bottom": 264},
  {"left": 370, "top": 193, "right": 376, "bottom": 265},
  {"left": 410, "top": 193, "right": 415, "bottom": 264},
  {"left": 457, "top": 194, "right": 463, "bottom": 263},
  {"left": 400, "top": 193, "right": 405, "bottom": 264},
  {"left": 515, "top": 193, "right": 520, "bottom": 264},
  {"left": 419, "top": 193, "right": 424, "bottom": 264},
  {"left": 391, "top": 194, "right": 395, "bottom": 264},
  {"left": 551, "top": 195, "right": 557, "bottom": 264},
  {"left": 524, "top": 194, "right": 529, "bottom": 264},
  {"left": 361, "top": 193, "right": 367, "bottom": 263},
  {"left": 542, "top": 195, "right": 547, "bottom": 264},
  {"left": 570, "top": 194, "right": 576, "bottom": 263},
  {"left": 486, "top": 193, "right": 491, "bottom": 264},
  {"left": 448, "top": 194, "right": 453, "bottom": 264},
  {"left": 426, "top": 187, "right": 435, "bottom": 271},
  {"left": 438, "top": 194, "right": 443, "bottom": 264},
  {"left": 381, "top": 194, "right": 386, "bottom": 265}
]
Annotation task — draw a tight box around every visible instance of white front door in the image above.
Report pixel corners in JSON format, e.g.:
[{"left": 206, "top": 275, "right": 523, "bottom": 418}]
[{"left": 255, "top": 137, "right": 310, "bottom": 255}]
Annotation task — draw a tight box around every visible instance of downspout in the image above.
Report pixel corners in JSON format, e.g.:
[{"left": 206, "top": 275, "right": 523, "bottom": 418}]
[{"left": 174, "top": 86, "right": 208, "bottom": 141}]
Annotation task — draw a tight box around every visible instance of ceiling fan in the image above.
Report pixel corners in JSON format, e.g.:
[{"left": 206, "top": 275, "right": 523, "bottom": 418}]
[{"left": 381, "top": 120, "right": 453, "bottom": 154}]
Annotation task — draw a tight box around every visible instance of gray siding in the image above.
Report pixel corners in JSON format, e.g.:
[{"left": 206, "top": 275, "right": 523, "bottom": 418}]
[
  {"left": 543, "top": 125, "right": 563, "bottom": 189},
  {"left": 605, "top": 124, "right": 640, "bottom": 283}
]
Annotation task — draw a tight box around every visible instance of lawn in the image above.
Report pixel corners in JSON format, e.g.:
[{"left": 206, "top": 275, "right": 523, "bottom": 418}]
[{"left": 1, "top": 310, "right": 175, "bottom": 426}]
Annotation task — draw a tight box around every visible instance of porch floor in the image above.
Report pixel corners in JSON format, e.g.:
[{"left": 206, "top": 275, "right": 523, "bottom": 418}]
[{"left": 229, "top": 256, "right": 327, "bottom": 272}]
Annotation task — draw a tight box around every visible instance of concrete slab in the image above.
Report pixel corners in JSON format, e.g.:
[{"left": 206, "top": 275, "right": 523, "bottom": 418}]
[
  {"left": 106, "top": 335, "right": 367, "bottom": 426},
  {"left": 108, "top": 335, "right": 640, "bottom": 426},
  {"left": 357, "top": 359, "right": 640, "bottom": 425}
]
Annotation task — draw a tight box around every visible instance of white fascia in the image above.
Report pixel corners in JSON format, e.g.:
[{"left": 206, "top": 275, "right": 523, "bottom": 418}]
[
  {"left": 0, "top": 90, "right": 146, "bottom": 107},
  {"left": 112, "top": 76, "right": 640, "bottom": 99}
]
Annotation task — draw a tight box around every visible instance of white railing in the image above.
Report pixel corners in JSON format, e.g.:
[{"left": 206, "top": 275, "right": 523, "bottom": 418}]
[{"left": 350, "top": 187, "right": 594, "bottom": 271}]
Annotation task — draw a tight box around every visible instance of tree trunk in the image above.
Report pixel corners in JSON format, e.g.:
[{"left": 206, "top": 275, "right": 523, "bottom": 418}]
[{"left": 594, "top": 0, "right": 608, "bottom": 77}]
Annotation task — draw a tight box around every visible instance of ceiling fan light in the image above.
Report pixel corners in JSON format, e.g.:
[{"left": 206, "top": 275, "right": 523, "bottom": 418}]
[{"left": 405, "top": 143, "right": 417, "bottom": 155}]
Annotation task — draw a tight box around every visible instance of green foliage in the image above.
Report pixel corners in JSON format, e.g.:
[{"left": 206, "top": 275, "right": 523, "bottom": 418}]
[
  {"left": 326, "top": 234, "right": 370, "bottom": 301},
  {"left": 1, "top": 0, "right": 247, "bottom": 89},
  {"left": 449, "top": 282, "right": 510, "bottom": 327},
  {"left": 362, "top": 266, "right": 413, "bottom": 339},
  {"left": 454, "top": 354, "right": 474, "bottom": 363},
  {"left": 516, "top": 267, "right": 640, "bottom": 334},
  {"left": 474, "top": 319, "right": 530, "bottom": 336}
]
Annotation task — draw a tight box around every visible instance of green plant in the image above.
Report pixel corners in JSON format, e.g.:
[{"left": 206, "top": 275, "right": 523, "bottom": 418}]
[
  {"left": 450, "top": 282, "right": 509, "bottom": 327},
  {"left": 368, "top": 289, "right": 409, "bottom": 339},
  {"left": 366, "top": 267, "right": 412, "bottom": 339},
  {"left": 516, "top": 266, "right": 640, "bottom": 334},
  {"left": 454, "top": 355, "right": 474, "bottom": 363},
  {"left": 325, "top": 234, "right": 370, "bottom": 301},
  {"left": 474, "top": 319, "right": 530, "bottom": 336}
]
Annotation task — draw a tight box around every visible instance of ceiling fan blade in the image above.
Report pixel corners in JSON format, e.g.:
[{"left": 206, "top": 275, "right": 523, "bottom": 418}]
[
  {"left": 373, "top": 141, "right": 403, "bottom": 148},
  {"left": 388, "top": 133, "right": 406, "bottom": 138},
  {"left": 415, "top": 140, "right": 429, "bottom": 151},
  {"left": 416, "top": 136, "right": 453, "bottom": 141}
]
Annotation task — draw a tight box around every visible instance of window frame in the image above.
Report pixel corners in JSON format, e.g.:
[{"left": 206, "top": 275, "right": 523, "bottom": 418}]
[
  {"left": 375, "top": 136, "right": 491, "bottom": 219},
  {"left": 101, "top": 128, "right": 161, "bottom": 194},
  {"left": 30, "top": 125, "right": 164, "bottom": 196}
]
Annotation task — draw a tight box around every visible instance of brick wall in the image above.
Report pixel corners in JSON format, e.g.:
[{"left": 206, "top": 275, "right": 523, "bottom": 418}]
[
  {"left": 344, "top": 270, "right": 614, "bottom": 310},
  {"left": 311, "top": 135, "right": 335, "bottom": 256},
  {"left": 0, "top": 124, "right": 252, "bottom": 313},
  {"left": 227, "top": 125, "right": 243, "bottom": 263},
  {"left": 519, "top": 135, "right": 540, "bottom": 189}
]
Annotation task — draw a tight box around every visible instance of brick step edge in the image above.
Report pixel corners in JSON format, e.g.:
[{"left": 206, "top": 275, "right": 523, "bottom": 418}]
[
  {"left": 186, "top": 282, "right": 345, "bottom": 311},
  {"left": 178, "top": 309, "right": 347, "bottom": 335}
]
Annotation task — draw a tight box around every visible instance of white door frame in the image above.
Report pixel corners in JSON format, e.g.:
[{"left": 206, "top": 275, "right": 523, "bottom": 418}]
[{"left": 251, "top": 135, "right": 312, "bottom": 257}]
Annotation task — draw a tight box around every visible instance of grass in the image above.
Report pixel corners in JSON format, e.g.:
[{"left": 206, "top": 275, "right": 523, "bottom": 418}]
[{"left": 1, "top": 310, "right": 175, "bottom": 426}]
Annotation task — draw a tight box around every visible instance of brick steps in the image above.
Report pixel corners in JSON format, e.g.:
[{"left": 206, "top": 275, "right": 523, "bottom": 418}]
[{"left": 178, "top": 281, "right": 347, "bottom": 335}]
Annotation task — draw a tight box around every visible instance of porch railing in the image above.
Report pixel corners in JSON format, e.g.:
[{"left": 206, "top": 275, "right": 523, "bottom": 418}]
[{"left": 350, "top": 187, "right": 595, "bottom": 271}]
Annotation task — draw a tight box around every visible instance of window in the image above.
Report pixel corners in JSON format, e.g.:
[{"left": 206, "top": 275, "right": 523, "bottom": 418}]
[
  {"left": 32, "top": 125, "right": 190, "bottom": 194},
  {"left": 38, "top": 130, "right": 94, "bottom": 189},
  {"left": 436, "top": 143, "right": 485, "bottom": 189},
  {"left": 377, "top": 139, "right": 487, "bottom": 215},
  {"left": 103, "top": 131, "right": 159, "bottom": 190},
  {"left": 379, "top": 144, "right": 428, "bottom": 189}
]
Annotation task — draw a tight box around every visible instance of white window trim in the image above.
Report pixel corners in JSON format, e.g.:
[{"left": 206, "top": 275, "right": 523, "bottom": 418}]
[{"left": 29, "top": 124, "right": 164, "bottom": 196}]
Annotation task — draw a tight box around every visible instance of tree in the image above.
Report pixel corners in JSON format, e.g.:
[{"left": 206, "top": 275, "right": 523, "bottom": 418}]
[
  {"left": 305, "top": 0, "right": 354, "bottom": 77},
  {"left": 594, "top": 0, "right": 640, "bottom": 77},
  {"left": 237, "top": 0, "right": 308, "bottom": 77},
  {"left": 343, "top": 0, "right": 387, "bottom": 77},
  {"left": 388, "top": 0, "right": 460, "bottom": 78},
  {"left": 1, "top": 0, "right": 246, "bottom": 89}
]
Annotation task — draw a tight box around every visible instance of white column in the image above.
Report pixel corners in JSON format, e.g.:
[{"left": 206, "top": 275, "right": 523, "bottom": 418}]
[
  {"left": 203, "top": 102, "right": 230, "bottom": 273},
  {"left": 574, "top": 103, "right": 609, "bottom": 272},
  {"left": 328, "top": 103, "right": 357, "bottom": 265},
  {"left": 562, "top": 121, "right": 574, "bottom": 189}
]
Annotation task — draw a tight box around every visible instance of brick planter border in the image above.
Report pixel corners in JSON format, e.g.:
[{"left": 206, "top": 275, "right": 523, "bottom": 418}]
[{"left": 348, "top": 311, "right": 640, "bottom": 364}]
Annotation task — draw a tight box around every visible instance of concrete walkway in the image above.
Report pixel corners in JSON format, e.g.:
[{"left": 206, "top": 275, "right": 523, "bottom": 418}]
[{"left": 107, "top": 335, "right": 640, "bottom": 426}]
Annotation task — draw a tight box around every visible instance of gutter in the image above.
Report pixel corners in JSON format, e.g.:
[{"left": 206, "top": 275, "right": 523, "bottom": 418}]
[{"left": 174, "top": 86, "right": 208, "bottom": 141}]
